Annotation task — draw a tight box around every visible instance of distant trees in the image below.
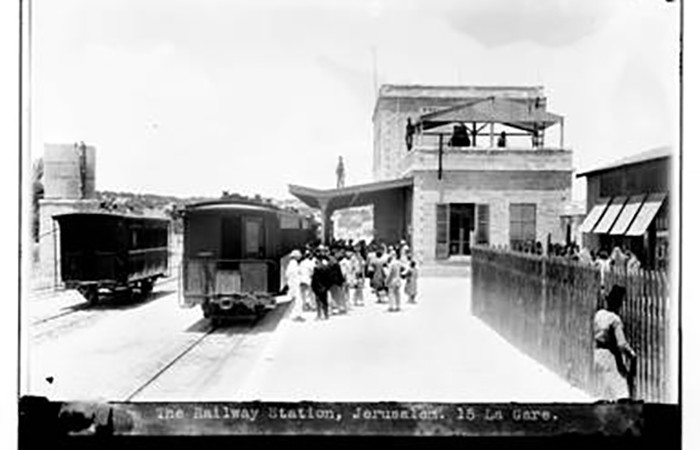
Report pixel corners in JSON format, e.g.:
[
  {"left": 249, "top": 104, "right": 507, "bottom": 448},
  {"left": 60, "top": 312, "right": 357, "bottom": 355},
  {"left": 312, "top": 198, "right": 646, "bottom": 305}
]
[{"left": 32, "top": 159, "right": 44, "bottom": 242}]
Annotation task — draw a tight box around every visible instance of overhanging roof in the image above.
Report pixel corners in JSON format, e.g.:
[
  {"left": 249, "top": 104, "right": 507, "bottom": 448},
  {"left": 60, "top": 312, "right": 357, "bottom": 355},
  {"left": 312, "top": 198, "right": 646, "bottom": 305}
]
[
  {"left": 416, "top": 97, "right": 562, "bottom": 132},
  {"left": 289, "top": 177, "right": 413, "bottom": 211},
  {"left": 576, "top": 146, "right": 673, "bottom": 178}
]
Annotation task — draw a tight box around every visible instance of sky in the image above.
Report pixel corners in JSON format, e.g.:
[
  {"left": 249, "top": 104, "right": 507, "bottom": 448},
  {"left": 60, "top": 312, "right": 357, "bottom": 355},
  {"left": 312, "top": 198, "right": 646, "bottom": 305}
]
[{"left": 30, "top": 0, "right": 680, "bottom": 201}]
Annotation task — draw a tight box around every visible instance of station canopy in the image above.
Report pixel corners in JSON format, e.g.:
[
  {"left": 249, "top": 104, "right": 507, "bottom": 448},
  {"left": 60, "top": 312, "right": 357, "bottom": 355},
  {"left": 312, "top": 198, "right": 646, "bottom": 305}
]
[
  {"left": 289, "top": 177, "right": 414, "bottom": 212},
  {"left": 416, "top": 97, "right": 563, "bottom": 133}
]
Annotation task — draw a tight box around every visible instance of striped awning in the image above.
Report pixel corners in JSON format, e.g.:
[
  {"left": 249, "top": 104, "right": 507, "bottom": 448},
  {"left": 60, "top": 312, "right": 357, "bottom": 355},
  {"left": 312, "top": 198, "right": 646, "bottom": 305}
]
[
  {"left": 609, "top": 194, "right": 646, "bottom": 235},
  {"left": 579, "top": 198, "right": 611, "bottom": 234},
  {"left": 593, "top": 196, "right": 627, "bottom": 234},
  {"left": 626, "top": 193, "right": 667, "bottom": 237}
]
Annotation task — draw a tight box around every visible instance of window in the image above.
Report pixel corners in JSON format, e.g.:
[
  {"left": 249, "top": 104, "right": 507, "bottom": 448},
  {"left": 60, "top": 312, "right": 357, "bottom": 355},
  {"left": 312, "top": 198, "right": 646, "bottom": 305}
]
[
  {"left": 509, "top": 203, "right": 536, "bottom": 248},
  {"left": 599, "top": 172, "right": 623, "bottom": 198},
  {"left": 476, "top": 204, "right": 490, "bottom": 245},
  {"left": 244, "top": 217, "right": 264, "bottom": 257},
  {"left": 435, "top": 204, "right": 449, "bottom": 260}
]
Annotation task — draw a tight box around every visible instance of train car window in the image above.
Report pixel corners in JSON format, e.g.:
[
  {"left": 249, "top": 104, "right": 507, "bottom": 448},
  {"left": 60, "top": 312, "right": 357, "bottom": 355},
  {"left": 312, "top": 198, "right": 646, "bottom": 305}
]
[
  {"left": 244, "top": 217, "right": 264, "bottom": 258},
  {"left": 221, "top": 216, "right": 242, "bottom": 263},
  {"left": 280, "top": 213, "right": 299, "bottom": 229},
  {"left": 187, "top": 214, "right": 220, "bottom": 257}
]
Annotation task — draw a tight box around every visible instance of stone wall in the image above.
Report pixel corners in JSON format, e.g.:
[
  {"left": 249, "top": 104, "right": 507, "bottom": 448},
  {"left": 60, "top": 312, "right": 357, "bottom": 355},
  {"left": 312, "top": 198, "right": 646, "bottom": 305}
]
[
  {"left": 372, "top": 85, "right": 546, "bottom": 182},
  {"left": 411, "top": 171, "right": 570, "bottom": 265}
]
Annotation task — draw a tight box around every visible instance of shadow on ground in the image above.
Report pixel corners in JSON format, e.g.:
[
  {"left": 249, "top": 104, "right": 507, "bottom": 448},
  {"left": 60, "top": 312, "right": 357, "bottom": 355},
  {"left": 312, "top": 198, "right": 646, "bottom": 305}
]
[
  {"left": 183, "top": 301, "right": 292, "bottom": 337},
  {"left": 68, "top": 289, "right": 176, "bottom": 312}
]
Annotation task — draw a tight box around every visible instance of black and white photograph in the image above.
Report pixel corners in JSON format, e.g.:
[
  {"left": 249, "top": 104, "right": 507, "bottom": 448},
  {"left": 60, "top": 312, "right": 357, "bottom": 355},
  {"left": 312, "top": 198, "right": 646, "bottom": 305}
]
[{"left": 14, "top": 0, "right": 686, "bottom": 443}]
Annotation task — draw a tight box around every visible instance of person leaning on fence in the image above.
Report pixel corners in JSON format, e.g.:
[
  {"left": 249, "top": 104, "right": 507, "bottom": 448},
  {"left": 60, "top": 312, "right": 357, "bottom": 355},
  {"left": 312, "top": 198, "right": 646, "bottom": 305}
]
[
  {"left": 578, "top": 247, "right": 594, "bottom": 266},
  {"left": 610, "top": 246, "right": 628, "bottom": 270},
  {"left": 593, "top": 285, "right": 637, "bottom": 400},
  {"left": 626, "top": 251, "right": 641, "bottom": 273}
]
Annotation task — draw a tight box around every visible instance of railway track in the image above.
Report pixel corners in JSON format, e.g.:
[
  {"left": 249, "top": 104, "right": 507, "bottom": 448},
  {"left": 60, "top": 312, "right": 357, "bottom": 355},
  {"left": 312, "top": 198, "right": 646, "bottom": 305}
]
[
  {"left": 30, "top": 276, "right": 179, "bottom": 327},
  {"left": 123, "top": 317, "right": 261, "bottom": 402}
]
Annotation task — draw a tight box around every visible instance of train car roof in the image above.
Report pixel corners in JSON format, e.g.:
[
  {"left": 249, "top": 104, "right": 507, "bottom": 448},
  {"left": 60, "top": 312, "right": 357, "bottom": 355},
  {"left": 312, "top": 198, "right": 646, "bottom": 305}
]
[
  {"left": 186, "top": 199, "right": 285, "bottom": 213},
  {"left": 53, "top": 211, "right": 170, "bottom": 223}
]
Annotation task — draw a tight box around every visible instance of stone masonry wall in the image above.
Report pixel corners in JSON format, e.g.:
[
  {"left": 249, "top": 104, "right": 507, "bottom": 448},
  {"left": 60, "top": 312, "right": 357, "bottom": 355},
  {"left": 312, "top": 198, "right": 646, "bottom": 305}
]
[{"left": 411, "top": 171, "right": 570, "bottom": 265}]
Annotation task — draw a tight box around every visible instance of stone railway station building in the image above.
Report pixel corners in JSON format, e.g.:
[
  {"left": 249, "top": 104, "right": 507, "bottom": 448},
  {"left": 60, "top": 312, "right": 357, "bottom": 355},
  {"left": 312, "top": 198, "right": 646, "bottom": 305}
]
[{"left": 290, "top": 85, "right": 574, "bottom": 266}]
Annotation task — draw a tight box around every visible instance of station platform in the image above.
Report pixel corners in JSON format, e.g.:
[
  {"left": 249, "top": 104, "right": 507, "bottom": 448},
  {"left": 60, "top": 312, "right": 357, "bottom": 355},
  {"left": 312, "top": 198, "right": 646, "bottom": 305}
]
[{"left": 238, "top": 277, "right": 592, "bottom": 403}]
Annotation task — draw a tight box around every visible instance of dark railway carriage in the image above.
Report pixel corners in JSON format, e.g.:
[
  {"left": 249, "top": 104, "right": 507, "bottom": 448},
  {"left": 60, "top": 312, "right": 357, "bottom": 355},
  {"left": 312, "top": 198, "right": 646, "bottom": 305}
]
[
  {"left": 53, "top": 212, "right": 170, "bottom": 304},
  {"left": 180, "top": 200, "right": 316, "bottom": 322}
]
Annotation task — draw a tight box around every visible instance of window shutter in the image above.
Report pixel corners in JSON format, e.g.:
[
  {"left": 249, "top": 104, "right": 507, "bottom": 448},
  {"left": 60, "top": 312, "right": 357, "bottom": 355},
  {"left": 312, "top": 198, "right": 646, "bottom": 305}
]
[
  {"left": 476, "top": 204, "right": 490, "bottom": 245},
  {"left": 436, "top": 204, "right": 449, "bottom": 259}
]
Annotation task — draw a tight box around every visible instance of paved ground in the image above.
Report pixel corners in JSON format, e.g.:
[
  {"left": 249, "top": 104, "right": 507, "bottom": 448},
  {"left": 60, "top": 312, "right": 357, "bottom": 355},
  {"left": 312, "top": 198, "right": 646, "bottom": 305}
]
[
  {"left": 238, "top": 277, "right": 591, "bottom": 402},
  {"left": 23, "top": 276, "right": 591, "bottom": 403}
]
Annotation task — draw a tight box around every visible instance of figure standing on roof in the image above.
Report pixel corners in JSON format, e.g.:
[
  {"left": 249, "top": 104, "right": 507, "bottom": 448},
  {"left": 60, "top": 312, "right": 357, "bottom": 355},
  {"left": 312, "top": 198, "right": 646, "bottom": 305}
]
[
  {"left": 497, "top": 131, "right": 507, "bottom": 148},
  {"left": 449, "top": 124, "right": 470, "bottom": 147},
  {"left": 405, "top": 118, "right": 415, "bottom": 151},
  {"left": 336, "top": 156, "right": 345, "bottom": 189}
]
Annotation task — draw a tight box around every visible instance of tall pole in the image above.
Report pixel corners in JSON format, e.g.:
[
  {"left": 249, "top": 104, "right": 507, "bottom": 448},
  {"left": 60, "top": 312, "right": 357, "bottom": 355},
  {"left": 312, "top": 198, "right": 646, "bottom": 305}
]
[
  {"left": 372, "top": 46, "right": 378, "bottom": 99},
  {"left": 438, "top": 134, "right": 443, "bottom": 180},
  {"left": 560, "top": 117, "right": 565, "bottom": 148}
]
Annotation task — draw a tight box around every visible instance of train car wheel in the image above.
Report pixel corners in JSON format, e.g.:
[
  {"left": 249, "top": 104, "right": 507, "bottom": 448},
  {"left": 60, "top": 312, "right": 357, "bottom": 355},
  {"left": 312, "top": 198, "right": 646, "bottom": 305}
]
[
  {"left": 113, "top": 286, "right": 134, "bottom": 303},
  {"left": 141, "top": 279, "right": 154, "bottom": 298},
  {"left": 254, "top": 306, "right": 266, "bottom": 321},
  {"left": 82, "top": 286, "right": 99, "bottom": 305}
]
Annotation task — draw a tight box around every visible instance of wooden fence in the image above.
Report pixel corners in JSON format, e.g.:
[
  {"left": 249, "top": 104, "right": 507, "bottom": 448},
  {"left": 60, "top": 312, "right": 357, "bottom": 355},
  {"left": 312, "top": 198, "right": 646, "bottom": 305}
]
[{"left": 471, "top": 245, "right": 672, "bottom": 402}]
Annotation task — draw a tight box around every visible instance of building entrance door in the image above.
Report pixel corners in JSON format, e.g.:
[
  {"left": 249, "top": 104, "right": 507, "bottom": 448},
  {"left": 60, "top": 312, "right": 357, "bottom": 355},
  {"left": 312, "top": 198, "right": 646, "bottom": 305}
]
[{"left": 449, "top": 204, "right": 475, "bottom": 256}]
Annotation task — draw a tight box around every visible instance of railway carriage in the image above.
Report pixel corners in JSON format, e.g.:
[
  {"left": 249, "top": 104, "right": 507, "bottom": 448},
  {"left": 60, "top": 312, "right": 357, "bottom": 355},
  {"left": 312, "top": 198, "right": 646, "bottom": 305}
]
[
  {"left": 180, "top": 200, "right": 316, "bottom": 322},
  {"left": 53, "top": 212, "right": 170, "bottom": 304}
]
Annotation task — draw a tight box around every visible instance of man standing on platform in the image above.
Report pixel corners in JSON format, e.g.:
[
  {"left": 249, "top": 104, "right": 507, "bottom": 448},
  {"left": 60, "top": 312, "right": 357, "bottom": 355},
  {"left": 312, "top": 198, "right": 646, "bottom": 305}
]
[
  {"left": 286, "top": 250, "right": 304, "bottom": 321},
  {"left": 386, "top": 250, "right": 403, "bottom": 312},
  {"left": 336, "top": 156, "right": 345, "bottom": 189},
  {"left": 311, "top": 246, "right": 333, "bottom": 320}
]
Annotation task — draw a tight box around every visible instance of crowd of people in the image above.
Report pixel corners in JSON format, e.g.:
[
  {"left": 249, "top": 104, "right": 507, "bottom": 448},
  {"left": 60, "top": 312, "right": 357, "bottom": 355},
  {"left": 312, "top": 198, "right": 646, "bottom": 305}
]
[
  {"left": 511, "top": 240, "right": 642, "bottom": 273},
  {"left": 284, "top": 239, "right": 419, "bottom": 321}
]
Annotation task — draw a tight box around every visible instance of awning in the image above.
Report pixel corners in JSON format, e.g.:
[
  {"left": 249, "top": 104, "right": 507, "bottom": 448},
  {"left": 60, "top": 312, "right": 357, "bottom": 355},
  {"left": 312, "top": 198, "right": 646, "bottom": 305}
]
[
  {"left": 609, "top": 194, "right": 646, "bottom": 235},
  {"left": 416, "top": 97, "right": 563, "bottom": 132},
  {"left": 593, "top": 196, "right": 627, "bottom": 234},
  {"left": 579, "top": 198, "right": 611, "bottom": 234},
  {"left": 626, "top": 193, "right": 667, "bottom": 237}
]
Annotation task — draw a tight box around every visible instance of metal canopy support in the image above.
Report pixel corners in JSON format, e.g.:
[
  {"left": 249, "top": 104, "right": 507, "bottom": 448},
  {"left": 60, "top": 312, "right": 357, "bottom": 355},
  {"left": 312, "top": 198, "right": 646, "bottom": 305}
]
[
  {"left": 438, "top": 134, "right": 444, "bottom": 180},
  {"left": 318, "top": 198, "right": 331, "bottom": 244},
  {"left": 560, "top": 117, "right": 565, "bottom": 148}
]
